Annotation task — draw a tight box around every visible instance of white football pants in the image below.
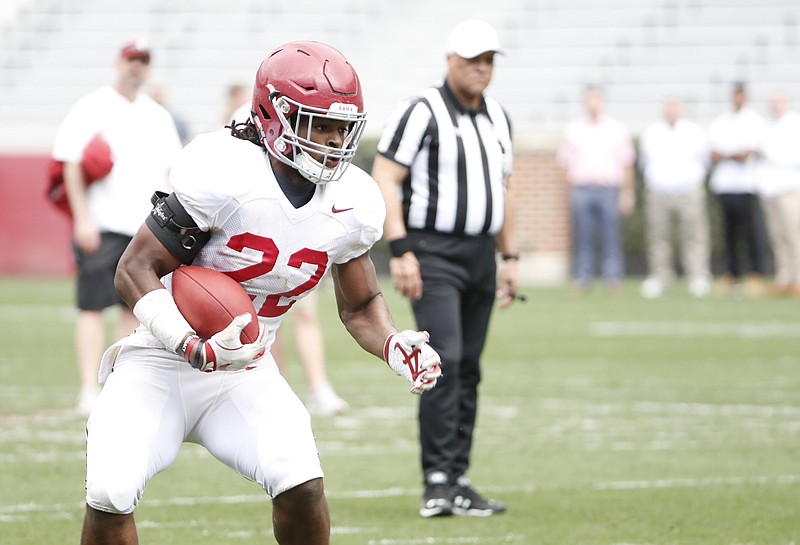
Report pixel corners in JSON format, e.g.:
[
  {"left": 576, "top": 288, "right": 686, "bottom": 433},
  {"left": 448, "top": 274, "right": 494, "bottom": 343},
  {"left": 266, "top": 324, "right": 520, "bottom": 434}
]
[{"left": 85, "top": 345, "right": 323, "bottom": 514}]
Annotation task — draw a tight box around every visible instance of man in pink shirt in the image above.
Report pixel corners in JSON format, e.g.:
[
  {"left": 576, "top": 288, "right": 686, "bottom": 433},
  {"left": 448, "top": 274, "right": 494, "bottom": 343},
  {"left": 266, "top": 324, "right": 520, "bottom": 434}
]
[{"left": 558, "top": 86, "right": 635, "bottom": 292}]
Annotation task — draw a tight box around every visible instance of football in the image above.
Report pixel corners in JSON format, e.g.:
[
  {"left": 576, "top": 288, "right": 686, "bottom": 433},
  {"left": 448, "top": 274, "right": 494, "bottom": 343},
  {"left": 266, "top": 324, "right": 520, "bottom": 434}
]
[{"left": 171, "top": 266, "right": 259, "bottom": 343}]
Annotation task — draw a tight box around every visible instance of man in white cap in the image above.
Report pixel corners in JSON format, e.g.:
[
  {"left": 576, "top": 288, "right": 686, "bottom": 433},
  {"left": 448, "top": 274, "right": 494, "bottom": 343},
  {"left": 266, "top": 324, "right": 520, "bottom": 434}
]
[{"left": 372, "top": 19, "right": 518, "bottom": 517}]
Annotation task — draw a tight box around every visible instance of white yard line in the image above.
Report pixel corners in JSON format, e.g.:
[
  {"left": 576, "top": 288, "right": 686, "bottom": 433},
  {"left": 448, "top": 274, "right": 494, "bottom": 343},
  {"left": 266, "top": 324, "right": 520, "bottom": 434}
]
[
  {"left": 2, "top": 475, "right": 798, "bottom": 521},
  {"left": 367, "top": 537, "right": 525, "bottom": 544},
  {"left": 590, "top": 321, "right": 800, "bottom": 338},
  {"left": 593, "top": 474, "right": 800, "bottom": 490},
  {"left": 0, "top": 304, "right": 75, "bottom": 322},
  {"left": 538, "top": 398, "right": 800, "bottom": 418}
]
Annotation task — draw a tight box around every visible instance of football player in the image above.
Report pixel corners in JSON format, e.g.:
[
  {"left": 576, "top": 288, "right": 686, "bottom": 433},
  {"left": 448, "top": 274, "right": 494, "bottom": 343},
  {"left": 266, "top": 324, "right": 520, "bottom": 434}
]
[{"left": 80, "top": 41, "right": 442, "bottom": 545}]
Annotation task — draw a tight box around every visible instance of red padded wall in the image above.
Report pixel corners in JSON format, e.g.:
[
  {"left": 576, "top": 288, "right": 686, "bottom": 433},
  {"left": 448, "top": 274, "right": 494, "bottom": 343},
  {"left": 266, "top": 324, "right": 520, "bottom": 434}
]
[{"left": 0, "top": 154, "right": 74, "bottom": 276}]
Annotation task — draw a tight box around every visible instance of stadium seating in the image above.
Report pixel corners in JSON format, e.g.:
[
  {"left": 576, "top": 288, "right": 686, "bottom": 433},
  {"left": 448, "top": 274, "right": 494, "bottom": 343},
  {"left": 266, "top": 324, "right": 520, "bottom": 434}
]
[{"left": 0, "top": 0, "right": 798, "bottom": 150}]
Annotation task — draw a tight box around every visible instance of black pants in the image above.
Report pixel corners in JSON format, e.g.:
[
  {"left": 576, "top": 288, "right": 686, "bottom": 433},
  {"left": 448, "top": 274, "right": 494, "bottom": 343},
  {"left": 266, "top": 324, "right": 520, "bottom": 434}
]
[
  {"left": 72, "top": 231, "right": 131, "bottom": 311},
  {"left": 717, "top": 193, "right": 767, "bottom": 278},
  {"left": 409, "top": 232, "right": 497, "bottom": 484}
]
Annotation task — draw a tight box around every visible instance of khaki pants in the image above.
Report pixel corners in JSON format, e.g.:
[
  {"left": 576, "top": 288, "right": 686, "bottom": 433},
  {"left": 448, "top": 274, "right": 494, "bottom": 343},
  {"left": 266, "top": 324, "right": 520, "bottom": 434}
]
[
  {"left": 645, "top": 186, "right": 711, "bottom": 284},
  {"left": 761, "top": 190, "right": 800, "bottom": 286}
]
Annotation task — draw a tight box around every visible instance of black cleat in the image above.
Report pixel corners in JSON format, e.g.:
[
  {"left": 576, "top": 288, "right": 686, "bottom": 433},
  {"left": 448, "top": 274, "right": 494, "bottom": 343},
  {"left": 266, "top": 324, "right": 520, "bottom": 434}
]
[
  {"left": 419, "top": 471, "right": 453, "bottom": 518},
  {"left": 451, "top": 477, "right": 506, "bottom": 517}
]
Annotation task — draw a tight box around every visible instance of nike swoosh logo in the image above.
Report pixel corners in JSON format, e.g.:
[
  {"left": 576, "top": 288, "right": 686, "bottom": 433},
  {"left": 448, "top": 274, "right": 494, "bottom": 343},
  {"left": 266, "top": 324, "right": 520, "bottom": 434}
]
[{"left": 331, "top": 205, "right": 354, "bottom": 213}]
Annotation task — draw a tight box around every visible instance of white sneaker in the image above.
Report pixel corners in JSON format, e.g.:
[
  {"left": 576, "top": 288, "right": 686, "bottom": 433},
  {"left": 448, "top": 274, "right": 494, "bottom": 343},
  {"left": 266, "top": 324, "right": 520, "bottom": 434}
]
[
  {"left": 75, "top": 385, "right": 100, "bottom": 417},
  {"left": 640, "top": 278, "right": 665, "bottom": 299},
  {"left": 306, "top": 383, "right": 348, "bottom": 416},
  {"left": 688, "top": 278, "right": 711, "bottom": 298}
]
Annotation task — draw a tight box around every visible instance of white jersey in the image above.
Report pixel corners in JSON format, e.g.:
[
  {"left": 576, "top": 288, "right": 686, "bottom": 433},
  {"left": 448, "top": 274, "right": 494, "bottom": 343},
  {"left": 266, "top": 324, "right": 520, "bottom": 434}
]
[
  {"left": 52, "top": 86, "right": 182, "bottom": 236},
  {"left": 117, "top": 129, "right": 385, "bottom": 357},
  {"left": 87, "top": 131, "right": 385, "bottom": 510}
]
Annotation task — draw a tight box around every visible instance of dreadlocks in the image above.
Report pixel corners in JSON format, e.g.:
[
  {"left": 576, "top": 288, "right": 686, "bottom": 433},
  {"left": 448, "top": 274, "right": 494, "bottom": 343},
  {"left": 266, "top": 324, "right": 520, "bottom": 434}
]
[{"left": 225, "top": 119, "right": 263, "bottom": 148}]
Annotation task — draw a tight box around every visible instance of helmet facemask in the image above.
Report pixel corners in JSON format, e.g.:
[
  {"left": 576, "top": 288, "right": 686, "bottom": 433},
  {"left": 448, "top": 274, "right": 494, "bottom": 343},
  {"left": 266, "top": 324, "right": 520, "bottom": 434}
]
[{"left": 256, "top": 89, "right": 367, "bottom": 185}]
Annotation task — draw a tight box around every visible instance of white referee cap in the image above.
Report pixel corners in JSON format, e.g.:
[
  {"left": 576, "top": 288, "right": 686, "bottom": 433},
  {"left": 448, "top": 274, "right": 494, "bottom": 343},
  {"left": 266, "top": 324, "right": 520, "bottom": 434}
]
[{"left": 447, "top": 20, "right": 504, "bottom": 59}]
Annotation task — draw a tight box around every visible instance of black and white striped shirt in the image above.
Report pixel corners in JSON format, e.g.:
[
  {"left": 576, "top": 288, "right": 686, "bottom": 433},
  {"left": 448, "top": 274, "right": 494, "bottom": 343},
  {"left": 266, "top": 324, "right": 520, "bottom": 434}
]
[{"left": 377, "top": 82, "right": 513, "bottom": 237}]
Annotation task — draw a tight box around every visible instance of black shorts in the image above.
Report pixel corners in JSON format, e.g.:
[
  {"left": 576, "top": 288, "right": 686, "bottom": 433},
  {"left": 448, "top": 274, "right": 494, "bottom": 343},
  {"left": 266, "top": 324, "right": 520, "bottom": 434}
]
[{"left": 73, "top": 232, "right": 132, "bottom": 311}]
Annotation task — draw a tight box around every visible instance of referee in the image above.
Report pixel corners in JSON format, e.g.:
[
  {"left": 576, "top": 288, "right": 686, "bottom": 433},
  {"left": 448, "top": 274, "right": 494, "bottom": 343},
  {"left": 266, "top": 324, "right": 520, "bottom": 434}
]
[{"left": 371, "top": 19, "right": 519, "bottom": 518}]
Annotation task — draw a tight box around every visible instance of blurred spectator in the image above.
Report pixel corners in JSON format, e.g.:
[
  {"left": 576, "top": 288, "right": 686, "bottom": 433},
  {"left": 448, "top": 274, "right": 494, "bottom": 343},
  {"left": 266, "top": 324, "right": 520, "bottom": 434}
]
[
  {"left": 51, "top": 40, "right": 182, "bottom": 416},
  {"left": 756, "top": 92, "right": 800, "bottom": 297},
  {"left": 222, "top": 82, "right": 250, "bottom": 125},
  {"left": 707, "top": 82, "right": 768, "bottom": 296},
  {"left": 638, "top": 97, "right": 712, "bottom": 298},
  {"left": 148, "top": 81, "right": 192, "bottom": 145},
  {"left": 557, "top": 85, "right": 635, "bottom": 293},
  {"left": 270, "top": 291, "right": 349, "bottom": 416}
]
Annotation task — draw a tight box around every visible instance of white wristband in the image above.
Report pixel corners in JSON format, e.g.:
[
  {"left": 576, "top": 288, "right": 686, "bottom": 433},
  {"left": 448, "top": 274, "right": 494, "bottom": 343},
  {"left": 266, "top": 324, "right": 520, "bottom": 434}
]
[{"left": 132, "top": 288, "right": 195, "bottom": 353}]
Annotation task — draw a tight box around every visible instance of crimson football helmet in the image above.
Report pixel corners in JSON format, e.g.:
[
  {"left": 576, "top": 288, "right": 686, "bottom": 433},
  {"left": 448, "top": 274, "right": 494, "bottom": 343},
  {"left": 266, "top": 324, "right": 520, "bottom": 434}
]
[{"left": 251, "top": 41, "right": 367, "bottom": 184}]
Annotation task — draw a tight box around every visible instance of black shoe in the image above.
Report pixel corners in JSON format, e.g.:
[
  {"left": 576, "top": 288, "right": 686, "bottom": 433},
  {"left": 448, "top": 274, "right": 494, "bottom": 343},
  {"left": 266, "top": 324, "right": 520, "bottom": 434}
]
[
  {"left": 451, "top": 477, "right": 506, "bottom": 517},
  {"left": 419, "top": 471, "right": 453, "bottom": 518}
]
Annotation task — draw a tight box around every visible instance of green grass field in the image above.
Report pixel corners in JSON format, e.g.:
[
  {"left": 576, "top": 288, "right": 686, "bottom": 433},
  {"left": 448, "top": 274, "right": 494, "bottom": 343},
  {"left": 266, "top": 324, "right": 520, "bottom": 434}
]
[{"left": 1, "top": 276, "right": 798, "bottom": 545}]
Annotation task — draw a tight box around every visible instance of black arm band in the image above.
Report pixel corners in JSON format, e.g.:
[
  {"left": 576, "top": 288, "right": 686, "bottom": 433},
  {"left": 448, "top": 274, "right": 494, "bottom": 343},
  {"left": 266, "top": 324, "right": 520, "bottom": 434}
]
[
  {"left": 145, "top": 191, "right": 211, "bottom": 265},
  {"left": 501, "top": 252, "right": 520, "bottom": 261},
  {"left": 389, "top": 237, "right": 416, "bottom": 258}
]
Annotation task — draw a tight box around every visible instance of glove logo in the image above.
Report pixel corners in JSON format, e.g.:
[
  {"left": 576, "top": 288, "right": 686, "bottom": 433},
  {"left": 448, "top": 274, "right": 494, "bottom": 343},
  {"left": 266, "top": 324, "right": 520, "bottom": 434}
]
[
  {"left": 383, "top": 330, "right": 441, "bottom": 395},
  {"left": 391, "top": 342, "right": 422, "bottom": 380}
]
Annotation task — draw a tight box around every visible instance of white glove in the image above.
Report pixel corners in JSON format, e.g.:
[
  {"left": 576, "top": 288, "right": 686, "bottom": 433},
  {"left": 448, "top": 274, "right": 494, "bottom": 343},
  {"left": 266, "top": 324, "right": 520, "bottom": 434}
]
[
  {"left": 383, "top": 330, "right": 442, "bottom": 394},
  {"left": 182, "top": 313, "right": 267, "bottom": 372}
]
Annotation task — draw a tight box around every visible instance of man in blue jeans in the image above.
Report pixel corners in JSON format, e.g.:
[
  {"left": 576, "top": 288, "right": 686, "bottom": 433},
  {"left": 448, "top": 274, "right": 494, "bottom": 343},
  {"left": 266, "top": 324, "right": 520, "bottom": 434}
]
[{"left": 558, "top": 86, "right": 635, "bottom": 292}]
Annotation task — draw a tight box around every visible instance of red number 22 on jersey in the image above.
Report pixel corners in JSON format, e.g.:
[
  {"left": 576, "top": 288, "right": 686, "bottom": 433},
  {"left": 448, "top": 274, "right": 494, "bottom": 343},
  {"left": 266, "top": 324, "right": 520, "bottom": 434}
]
[{"left": 224, "top": 233, "right": 328, "bottom": 318}]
